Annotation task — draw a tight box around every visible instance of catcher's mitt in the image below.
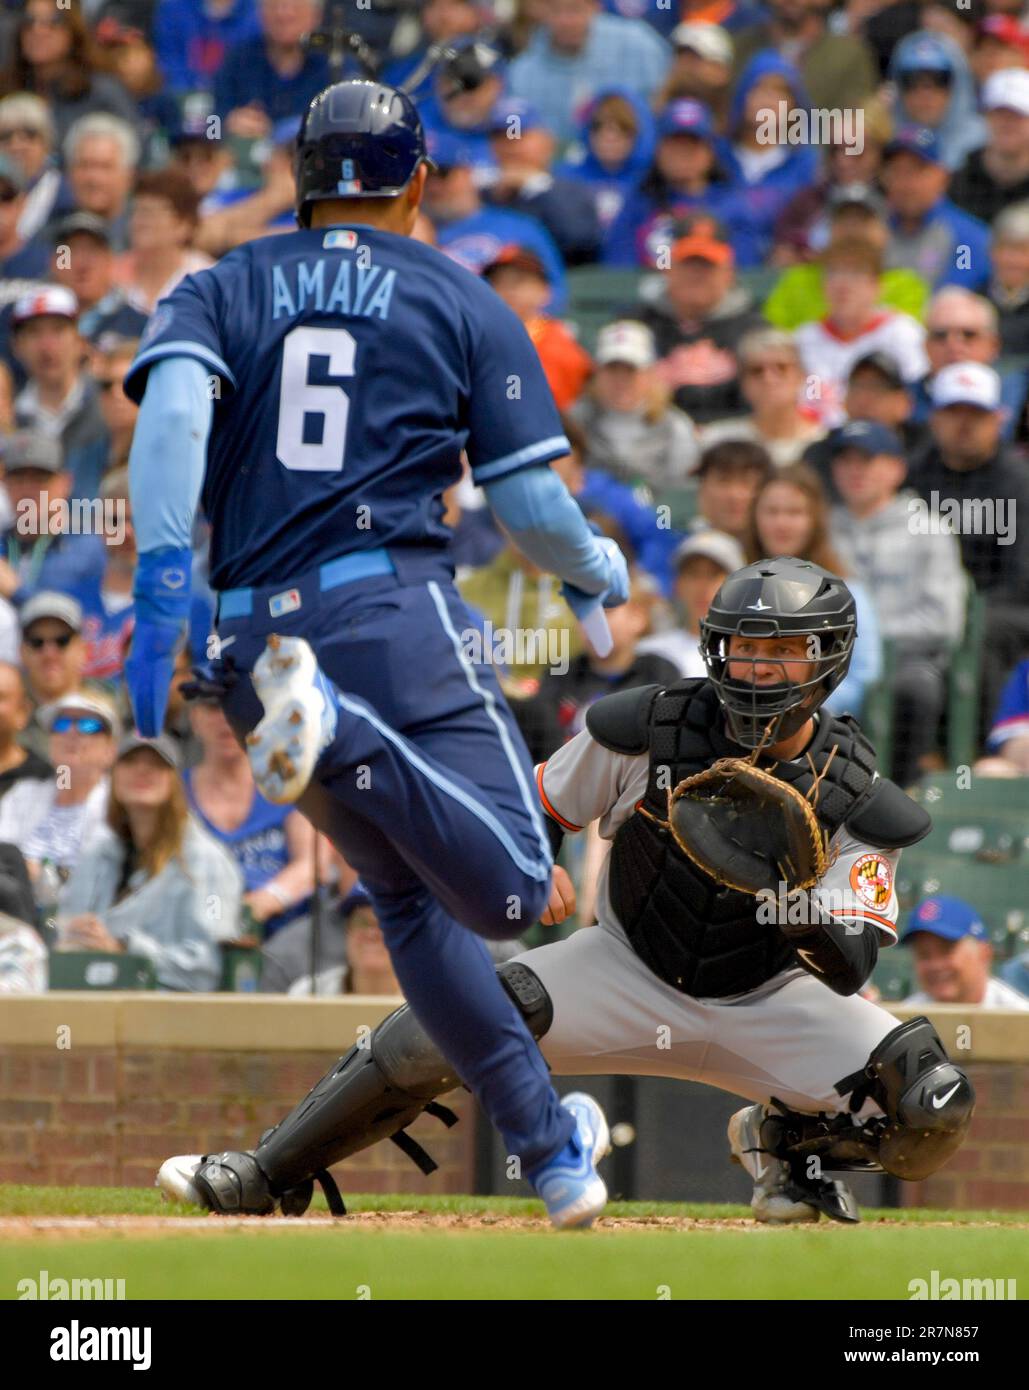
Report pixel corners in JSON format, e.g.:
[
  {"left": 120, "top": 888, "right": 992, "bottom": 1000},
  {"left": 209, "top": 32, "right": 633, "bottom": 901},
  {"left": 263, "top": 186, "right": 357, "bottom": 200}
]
[{"left": 667, "top": 757, "right": 829, "bottom": 896}]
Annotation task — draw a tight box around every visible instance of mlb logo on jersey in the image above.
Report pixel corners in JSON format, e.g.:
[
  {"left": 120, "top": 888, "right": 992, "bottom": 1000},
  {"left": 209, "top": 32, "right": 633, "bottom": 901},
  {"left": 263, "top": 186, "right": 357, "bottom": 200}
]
[
  {"left": 323, "top": 229, "right": 359, "bottom": 250},
  {"left": 269, "top": 588, "right": 302, "bottom": 617}
]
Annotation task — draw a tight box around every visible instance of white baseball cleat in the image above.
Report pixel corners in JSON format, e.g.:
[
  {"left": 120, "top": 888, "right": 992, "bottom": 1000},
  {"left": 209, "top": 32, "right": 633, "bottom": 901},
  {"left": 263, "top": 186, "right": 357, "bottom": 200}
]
[
  {"left": 529, "top": 1092, "right": 611, "bottom": 1230},
  {"left": 728, "top": 1104, "right": 820, "bottom": 1224},
  {"left": 246, "top": 635, "right": 338, "bottom": 803},
  {"left": 156, "top": 1154, "right": 206, "bottom": 1207}
]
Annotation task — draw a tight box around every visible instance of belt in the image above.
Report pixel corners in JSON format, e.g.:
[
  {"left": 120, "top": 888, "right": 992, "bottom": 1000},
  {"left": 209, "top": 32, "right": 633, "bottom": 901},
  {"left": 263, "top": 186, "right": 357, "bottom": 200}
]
[{"left": 216, "top": 547, "right": 397, "bottom": 620}]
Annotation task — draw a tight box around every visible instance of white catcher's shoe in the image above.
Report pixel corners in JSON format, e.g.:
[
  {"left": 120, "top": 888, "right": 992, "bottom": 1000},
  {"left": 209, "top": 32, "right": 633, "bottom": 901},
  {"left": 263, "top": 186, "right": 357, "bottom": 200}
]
[
  {"left": 156, "top": 1154, "right": 206, "bottom": 1207},
  {"left": 246, "top": 635, "right": 338, "bottom": 804},
  {"left": 728, "top": 1104, "right": 820, "bottom": 1224}
]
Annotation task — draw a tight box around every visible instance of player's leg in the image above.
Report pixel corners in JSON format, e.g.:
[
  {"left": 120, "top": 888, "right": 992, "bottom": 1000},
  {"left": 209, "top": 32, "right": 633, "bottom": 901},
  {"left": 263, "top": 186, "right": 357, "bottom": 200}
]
[{"left": 705, "top": 971, "right": 974, "bottom": 1222}]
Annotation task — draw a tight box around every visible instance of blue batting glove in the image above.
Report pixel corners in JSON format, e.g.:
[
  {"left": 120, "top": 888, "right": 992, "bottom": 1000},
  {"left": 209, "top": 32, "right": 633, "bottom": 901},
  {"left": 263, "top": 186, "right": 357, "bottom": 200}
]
[
  {"left": 561, "top": 536, "right": 630, "bottom": 618},
  {"left": 126, "top": 548, "right": 192, "bottom": 736}
]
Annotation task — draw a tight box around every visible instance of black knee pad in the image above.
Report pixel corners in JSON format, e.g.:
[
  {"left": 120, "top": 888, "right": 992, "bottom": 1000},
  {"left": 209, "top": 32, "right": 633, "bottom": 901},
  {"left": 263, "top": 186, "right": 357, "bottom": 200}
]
[{"left": 498, "top": 960, "right": 553, "bottom": 1040}]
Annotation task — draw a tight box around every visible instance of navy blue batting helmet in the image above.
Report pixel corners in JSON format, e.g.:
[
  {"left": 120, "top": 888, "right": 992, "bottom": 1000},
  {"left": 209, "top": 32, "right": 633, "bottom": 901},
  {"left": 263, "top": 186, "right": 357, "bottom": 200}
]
[{"left": 293, "top": 79, "right": 434, "bottom": 227}]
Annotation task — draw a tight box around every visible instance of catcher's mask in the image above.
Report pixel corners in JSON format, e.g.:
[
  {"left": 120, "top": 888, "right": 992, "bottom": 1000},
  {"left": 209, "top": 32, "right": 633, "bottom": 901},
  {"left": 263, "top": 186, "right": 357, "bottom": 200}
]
[{"left": 699, "top": 556, "right": 857, "bottom": 750}]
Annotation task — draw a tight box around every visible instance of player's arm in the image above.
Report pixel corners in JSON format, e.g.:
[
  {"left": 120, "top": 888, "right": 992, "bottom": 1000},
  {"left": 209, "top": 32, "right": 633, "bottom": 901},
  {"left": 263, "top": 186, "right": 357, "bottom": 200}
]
[
  {"left": 464, "top": 290, "right": 628, "bottom": 621},
  {"left": 779, "top": 841, "right": 900, "bottom": 996}
]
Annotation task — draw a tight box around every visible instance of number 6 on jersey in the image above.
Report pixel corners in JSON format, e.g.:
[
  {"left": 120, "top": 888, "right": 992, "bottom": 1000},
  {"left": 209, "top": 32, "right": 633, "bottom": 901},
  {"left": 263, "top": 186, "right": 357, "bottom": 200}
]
[{"left": 276, "top": 325, "right": 356, "bottom": 472}]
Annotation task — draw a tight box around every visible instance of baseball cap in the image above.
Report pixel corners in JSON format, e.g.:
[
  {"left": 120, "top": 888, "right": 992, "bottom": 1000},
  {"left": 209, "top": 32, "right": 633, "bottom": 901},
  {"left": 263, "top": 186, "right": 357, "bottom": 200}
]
[
  {"left": 828, "top": 419, "right": 904, "bottom": 458},
  {"left": 900, "top": 895, "right": 987, "bottom": 944},
  {"left": 894, "top": 34, "right": 954, "bottom": 75},
  {"left": 1, "top": 431, "right": 63, "bottom": 474},
  {"left": 482, "top": 244, "right": 549, "bottom": 283},
  {"left": 671, "top": 22, "right": 733, "bottom": 66},
  {"left": 674, "top": 529, "right": 746, "bottom": 575},
  {"left": 595, "top": 319, "right": 656, "bottom": 369},
  {"left": 827, "top": 183, "right": 887, "bottom": 219},
  {"left": 116, "top": 732, "right": 181, "bottom": 770},
  {"left": 488, "top": 96, "right": 544, "bottom": 136},
  {"left": 931, "top": 361, "right": 1002, "bottom": 411},
  {"left": 977, "top": 16, "right": 1029, "bottom": 56},
  {"left": 11, "top": 284, "right": 79, "bottom": 328},
  {"left": 341, "top": 880, "right": 374, "bottom": 918},
  {"left": 425, "top": 129, "right": 470, "bottom": 172},
  {"left": 982, "top": 67, "right": 1029, "bottom": 118},
  {"left": 849, "top": 350, "right": 905, "bottom": 390},
  {"left": 39, "top": 689, "right": 121, "bottom": 739},
  {"left": 657, "top": 98, "right": 715, "bottom": 142},
  {"left": 670, "top": 213, "right": 733, "bottom": 266},
  {"left": 0, "top": 152, "right": 26, "bottom": 194},
  {"left": 49, "top": 211, "right": 112, "bottom": 247},
  {"left": 883, "top": 124, "right": 943, "bottom": 166},
  {"left": 19, "top": 591, "right": 82, "bottom": 634}
]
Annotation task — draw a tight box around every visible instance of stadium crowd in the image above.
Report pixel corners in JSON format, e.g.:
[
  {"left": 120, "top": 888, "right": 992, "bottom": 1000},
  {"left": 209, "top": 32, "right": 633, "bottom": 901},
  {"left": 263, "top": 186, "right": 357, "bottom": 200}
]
[{"left": 0, "top": 0, "right": 1025, "bottom": 1006}]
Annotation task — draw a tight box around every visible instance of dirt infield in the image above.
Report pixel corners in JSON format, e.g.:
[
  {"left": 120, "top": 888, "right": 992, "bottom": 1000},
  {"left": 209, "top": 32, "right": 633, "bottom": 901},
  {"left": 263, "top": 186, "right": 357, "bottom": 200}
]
[{"left": 1, "top": 1211, "right": 1021, "bottom": 1241}]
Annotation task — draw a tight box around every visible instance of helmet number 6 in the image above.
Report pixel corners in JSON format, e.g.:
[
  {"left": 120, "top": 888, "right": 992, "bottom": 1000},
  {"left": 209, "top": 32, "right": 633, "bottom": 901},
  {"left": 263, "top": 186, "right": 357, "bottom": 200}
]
[{"left": 276, "top": 325, "right": 355, "bottom": 472}]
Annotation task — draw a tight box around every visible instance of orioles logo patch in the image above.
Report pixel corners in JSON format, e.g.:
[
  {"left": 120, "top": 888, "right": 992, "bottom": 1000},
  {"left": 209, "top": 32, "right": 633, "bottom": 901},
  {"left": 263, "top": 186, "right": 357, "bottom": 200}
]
[{"left": 850, "top": 853, "right": 893, "bottom": 909}]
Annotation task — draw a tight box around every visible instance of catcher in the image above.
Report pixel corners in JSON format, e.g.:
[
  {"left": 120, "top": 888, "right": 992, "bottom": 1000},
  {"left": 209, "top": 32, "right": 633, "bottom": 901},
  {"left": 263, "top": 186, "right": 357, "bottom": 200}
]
[{"left": 159, "top": 557, "right": 973, "bottom": 1223}]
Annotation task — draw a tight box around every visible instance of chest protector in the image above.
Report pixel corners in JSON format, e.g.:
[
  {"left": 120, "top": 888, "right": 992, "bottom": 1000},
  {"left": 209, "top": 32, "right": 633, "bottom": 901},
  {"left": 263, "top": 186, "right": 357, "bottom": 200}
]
[{"left": 596, "top": 678, "right": 881, "bottom": 999}]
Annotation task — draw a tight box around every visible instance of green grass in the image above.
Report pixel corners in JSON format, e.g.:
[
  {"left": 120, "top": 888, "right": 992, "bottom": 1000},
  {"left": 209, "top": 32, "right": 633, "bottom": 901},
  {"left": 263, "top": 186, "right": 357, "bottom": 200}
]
[{"left": 2, "top": 1188, "right": 1026, "bottom": 1300}]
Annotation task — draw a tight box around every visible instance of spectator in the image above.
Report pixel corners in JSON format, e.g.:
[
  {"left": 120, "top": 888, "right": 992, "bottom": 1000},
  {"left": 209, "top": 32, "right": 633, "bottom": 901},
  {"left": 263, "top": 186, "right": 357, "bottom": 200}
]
[
  {"left": 93, "top": 15, "right": 182, "bottom": 164},
  {"left": 887, "top": 30, "right": 985, "bottom": 171},
  {"left": 423, "top": 141, "right": 566, "bottom": 308},
  {"left": 731, "top": 0, "right": 878, "bottom": 113},
  {"left": 745, "top": 462, "right": 882, "bottom": 716},
  {"left": 950, "top": 68, "right": 1029, "bottom": 225},
  {"left": 185, "top": 697, "right": 316, "bottom": 939},
  {"left": 287, "top": 882, "right": 401, "bottom": 997},
  {"left": 828, "top": 419, "right": 965, "bottom": 785},
  {"left": 17, "top": 592, "right": 88, "bottom": 759},
  {"left": 57, "top": 733, "right": 241, "bottom": 992},
  {"left": 0, "top": 905, "right": 47, "bottom": 992},
  {"left": 976, "top": 656, "right": 1029, "bottom": 775},
  {"left": 259, "top": 843, "right": 358, "bottom": 991},
  {"left": 0, "top": 687, "right": 117, "bottom": 881},
  {"left": 603, "top": 98, "right": 760, "bottom": 269},
  {"left": 880, "top": 125, "right": 990, "bottom": 294},
  {"left": 794, "top": 238, "right": 929, "bottom": 427},
  {"left": 383, "top": 0, "right": 485, "bottom": 100},
  {"left": 570, "top": 319, "right": 699, "bottom": 487},
  {"left": 634, "top": 214, "right": 766, "bottom": 424},
  {"left": 214, "top": 0, "right": 332, "bottom": 137},
  {"left": 117, "top": 169, "right": 212, "bottom": 315},
  {"left": 700, "top": 328, "right": 826, "bottom": 467},
  {"left": 655, "top": 23, "right": 735, "bottom": 128},
  {"left": 911, "top": 288, "right": 1027, "bottom": 443},
  {"left": 901, "top": 896, "right": 1029, "bottom": 1008},
  {"left": 637, "top": 529, "right": 746, "bottom": 678},
  {"left": 766, "top": 184, "right": 931, "bottom": 330},
  {"left": 0, "top": 434, "right": 106, "bottom": 607},
  {"left": 970, "top": 15, "right": 1029, "bottom": 85},
  {"left": 0, "top": 0, "right": 138, "bottom": 148},
  {"left": 0, "top": 661, "right": 50, "bottom": 795},
  {"left": 720, "top": 53, "right": 819, "bottom": 263},
  {"left": 0, "top": 152, "right": 47, "bottom": 285},
  {"left": 64, "top": 113, "right": 139, "bottom": 252},
  {"left": 0, "top": 93, "right": 73, "bottom": 245},
  {"left": 555, "top": 87, "right": 655, "bottom": 237},
  {"left": 191, "top": 113, "right": 297, "bottom": 256},
  {"left": 49, "top": 213, "right": 145, "bottom": 347},
  {"left": 167, "top": 109, "right": 239, "bottom": 216},
  {"left": 78, "top": 466, "right": 135, "bottom": 687},
  {"left": 481, "top": 247, "right": 591, "bottom": 411},
  {"left": 691, "top": 440, "right": 774, "bottom": 545},
  {"left": 989, "top": 201, "right": 1029, "bottom": 355},
  {"left": 908, "top": 361, "right": 1029, "bottom": 730},
  {"left": 418, "top": 38, "right": 507, "bottom": 181},
  {"left": 154, "top": 0, "right": 261, "bottom": 96},
  {"left": 484, "top": 97, "right": 601, "bottom": 265},
  {"left": 516, "top": 572, "right": 679, "bottom": 761},
  {"left": 507, "top": 0, "right": 671, "bottom": 147},
  {"left": 9, "top": 291, "right": 108, "bottom": 505}
]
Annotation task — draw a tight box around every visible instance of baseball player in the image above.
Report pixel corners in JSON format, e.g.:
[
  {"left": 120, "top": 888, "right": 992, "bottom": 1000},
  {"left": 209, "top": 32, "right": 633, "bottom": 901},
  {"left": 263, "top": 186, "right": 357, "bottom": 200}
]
[
  {"left": 126, "top": 79, "right": 630, "bottom": 1228},
  {"left": 159, "top": 557, "right": 974, "bottom": 1224}
]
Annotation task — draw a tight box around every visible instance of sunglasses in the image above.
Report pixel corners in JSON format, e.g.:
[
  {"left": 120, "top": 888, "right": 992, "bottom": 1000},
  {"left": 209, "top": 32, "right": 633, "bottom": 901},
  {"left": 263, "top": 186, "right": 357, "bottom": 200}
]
[
  {"left": 900, "top": 70, "right": 951, "bottom": 89},
  {"left": 928, "top": 326, "right": 984, "bottom": 341},
  {"left": 590, "top": 116, "right": 636, "bottom": 135},
  {"left": 52, "top": 715, "right": 108, "bottom": 735},
  {"left": 25, "top": 632, "right": 74, "bottom": 650}
]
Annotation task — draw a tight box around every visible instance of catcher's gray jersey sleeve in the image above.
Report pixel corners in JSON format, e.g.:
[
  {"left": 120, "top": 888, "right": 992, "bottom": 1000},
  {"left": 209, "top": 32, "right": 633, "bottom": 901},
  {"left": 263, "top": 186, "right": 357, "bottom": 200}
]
[
  {"left": 535, "top": 729, "right": 647, "bottom": 839},
  {"left": 812, "top": 835, "right": 900, "bottom": 944}
]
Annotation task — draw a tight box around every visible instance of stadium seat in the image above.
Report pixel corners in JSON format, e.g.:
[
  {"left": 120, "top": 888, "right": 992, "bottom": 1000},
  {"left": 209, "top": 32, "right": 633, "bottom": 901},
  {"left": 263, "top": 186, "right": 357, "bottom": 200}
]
[
  {"left": 945, "top": 585, "right": 985, "bottom": 770},
  {"left": 894, "top": 857, "right": 1029, "bottom": 954},
  {"left": 870, "top": 946, "right": 915, "bottom": 1002},
  {"left": 860, "top": 637, "right": 897, "bottom": 774},
  {"left": 651, "top": 479, "right": 700, "bottom": 530},
  {"left": 909, "top": 772, "right": 1029, "bottom": 820},
  {"left": 48, "top": 950, "right": 156, "bottom": 990},
  {"left": 219, "top": 942, "right": 263, "bottom": 992},
  {"left": 565, "top": 266, "right": 649, "bottom": 351}
]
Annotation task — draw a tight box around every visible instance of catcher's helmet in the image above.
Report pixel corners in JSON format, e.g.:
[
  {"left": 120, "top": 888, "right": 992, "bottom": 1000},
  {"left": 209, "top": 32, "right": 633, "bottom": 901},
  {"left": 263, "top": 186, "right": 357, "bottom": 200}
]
[
  {"left": 294, "top": 79, "right": 434, "bottom": 227},
  {"left": 699, "top": 556, "right": 857, "bottom": 749}
]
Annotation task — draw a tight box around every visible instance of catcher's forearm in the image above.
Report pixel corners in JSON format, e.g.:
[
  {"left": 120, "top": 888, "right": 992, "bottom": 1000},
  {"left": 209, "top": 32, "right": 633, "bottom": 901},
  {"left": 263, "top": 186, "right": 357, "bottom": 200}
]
[{"left": 779, "top": 907, "right": 879, "bottom": 996}]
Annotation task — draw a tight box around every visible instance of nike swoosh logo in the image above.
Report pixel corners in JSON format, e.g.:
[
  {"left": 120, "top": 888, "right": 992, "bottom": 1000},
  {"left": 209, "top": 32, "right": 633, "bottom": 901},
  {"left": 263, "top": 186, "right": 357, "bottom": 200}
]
[
  {"left": 932, "top": 1082, "right": 961, "bottom": 1109},
  {"left": 796, "top": 948, "right": 824, "bottom": 973}
]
